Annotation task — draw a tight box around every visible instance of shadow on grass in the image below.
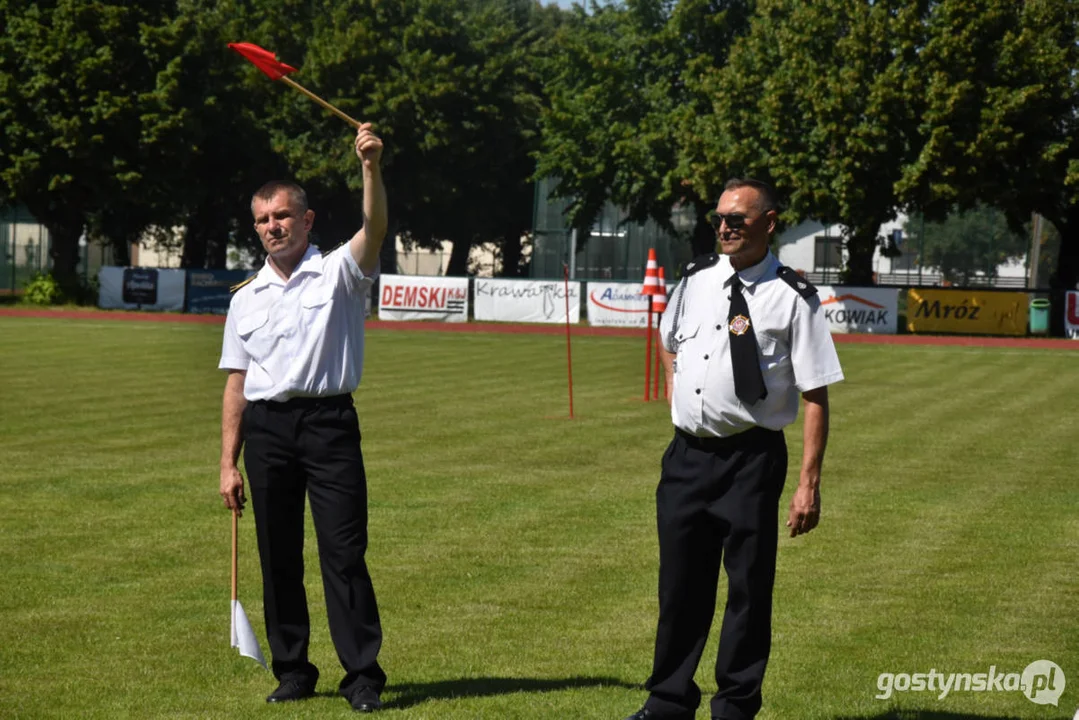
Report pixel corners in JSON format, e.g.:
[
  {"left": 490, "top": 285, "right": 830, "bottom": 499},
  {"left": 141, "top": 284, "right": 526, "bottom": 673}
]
[
  {"left": 836, "top": 712, "right": 1030, "bottom": 720},
  {"left": 382, "top": 675, "right": 640, "bottom": 710}
]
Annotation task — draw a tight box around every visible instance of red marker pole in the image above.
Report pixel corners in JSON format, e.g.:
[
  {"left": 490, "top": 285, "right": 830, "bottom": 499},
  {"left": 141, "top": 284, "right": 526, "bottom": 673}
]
[
  {"left": 644, "top": 306, "right": 653, "bottom": 401},
  {"left": 564, "top": 263, "right": 575, "bottom": 419},
  {"left": 653, "top": 321, "right": 662, "bottom": 400}
]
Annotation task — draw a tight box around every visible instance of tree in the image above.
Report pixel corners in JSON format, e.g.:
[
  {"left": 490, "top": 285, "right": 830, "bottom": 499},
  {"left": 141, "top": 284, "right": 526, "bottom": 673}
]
[
  {"left": 894, "top": 0, "right": 1079, "bottom": 332},
  {"left": 708, "top": 0, "right": 930, "bottom": 284},
  {"left": 0, "top": 0, "right": 177, "bottom": 291},
  {"left": 245, "top": 0, "right": 553, "bottom": 276},
  {"left": 536, "top": 0, "right": 753, "bottom": 257},
  {"left": 904, "top": 205, "right": 1028, "bottom": 285}
]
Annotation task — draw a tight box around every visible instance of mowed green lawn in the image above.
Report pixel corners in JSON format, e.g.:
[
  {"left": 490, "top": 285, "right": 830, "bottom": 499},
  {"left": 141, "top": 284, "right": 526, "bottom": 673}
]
[{"left": 1, "top": 315, "right": 1077, "bottom": 720}]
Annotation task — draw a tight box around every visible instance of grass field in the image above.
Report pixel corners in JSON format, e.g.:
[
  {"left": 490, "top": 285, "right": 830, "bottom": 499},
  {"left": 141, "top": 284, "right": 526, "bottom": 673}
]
[{"left": 1, "top": 315, "right": 1077, "bottom": 720}]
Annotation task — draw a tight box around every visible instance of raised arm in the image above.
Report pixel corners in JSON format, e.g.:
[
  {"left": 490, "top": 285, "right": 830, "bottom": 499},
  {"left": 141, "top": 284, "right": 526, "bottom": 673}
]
[{"left": 348, "top": 123, "right": 387, "bottom": 275}]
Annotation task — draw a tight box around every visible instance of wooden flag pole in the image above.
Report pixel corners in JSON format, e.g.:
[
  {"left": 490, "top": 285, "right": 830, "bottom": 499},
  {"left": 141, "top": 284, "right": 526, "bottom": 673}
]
[
  {"left": 280, "top": 76, "right": 362, "bottom": 128},
  {"left": 231, "top": 509, "right": 239, "bottom": 602}
]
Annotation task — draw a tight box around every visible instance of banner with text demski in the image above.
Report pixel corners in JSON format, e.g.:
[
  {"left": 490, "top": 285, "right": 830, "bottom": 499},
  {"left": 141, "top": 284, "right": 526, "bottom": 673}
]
[
  {"left": 1067, "top": 291, "right": 1079, "bottom": 339},
  {"left": 817, "top": 286, "right": 899, "bottom": 333},
  {"left": 474, "top": 278, "right": 581, "bottom": 323},
  {"left": 378, "top": 274, "right": 469, "bottom": 321},
  {"left": 586, "top": 282, "right": 652, "bottom": 327},
  {"left": 907, "top": 288, "right": 1028, "bottom": 335},
  {"left": 98, "top": 266, "right": 186, "bottom": 311}
]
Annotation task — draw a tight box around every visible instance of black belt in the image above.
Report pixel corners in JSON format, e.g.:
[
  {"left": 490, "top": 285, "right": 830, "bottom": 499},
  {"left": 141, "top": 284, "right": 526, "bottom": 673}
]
[
  {"left": 251, "top": 393, "right": 354, "bottom": 409},
  {"left": 675, "top": 425, "right": 781, "bottom": 451}
]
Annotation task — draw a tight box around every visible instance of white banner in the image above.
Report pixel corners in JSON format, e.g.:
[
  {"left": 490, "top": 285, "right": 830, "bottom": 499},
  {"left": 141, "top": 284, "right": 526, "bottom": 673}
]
[
  {"left": 474, "top": 278, "right": 581, "bottom": 324},
  {"left": 98, "top": 266, "right": 186, "bottom": 311},
  {"left": 1066, "top": 291, "right": 1079, "bottom": 339},
  {"left": 378, "top": 274, "right": 468, "bottom": 322},
  {"left": 818, "top": 286, "right": 899, "bottom": 334},
  {"left": 586, "top": 282, "right": 656, "bottom": 327}
]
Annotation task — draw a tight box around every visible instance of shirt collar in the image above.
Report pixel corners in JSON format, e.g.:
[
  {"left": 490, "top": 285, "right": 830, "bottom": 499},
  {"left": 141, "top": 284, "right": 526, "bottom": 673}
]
[
  {"left": 721, "top": 251, "right": 778, "bottom": 289},
  {"left": 251, "top": 243, "right": 323, "bottom": 291}
]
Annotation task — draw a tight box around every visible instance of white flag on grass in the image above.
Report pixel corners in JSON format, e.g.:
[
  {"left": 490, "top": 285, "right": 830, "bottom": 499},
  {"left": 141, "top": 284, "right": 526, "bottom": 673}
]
[{"left": 231, "top": 599, "right": 267, "bottom": 668}]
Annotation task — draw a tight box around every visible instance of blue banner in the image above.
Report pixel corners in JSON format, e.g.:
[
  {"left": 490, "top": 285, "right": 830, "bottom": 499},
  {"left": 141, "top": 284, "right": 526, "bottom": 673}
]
[{"left": 185, "top": 269, "right": 252, "bottom": 314}]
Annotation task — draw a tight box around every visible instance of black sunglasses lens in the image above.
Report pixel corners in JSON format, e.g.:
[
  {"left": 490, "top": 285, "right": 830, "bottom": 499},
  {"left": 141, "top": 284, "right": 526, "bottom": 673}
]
[{"left": 707, "top": 212, "right": 746, "bottom": 230}]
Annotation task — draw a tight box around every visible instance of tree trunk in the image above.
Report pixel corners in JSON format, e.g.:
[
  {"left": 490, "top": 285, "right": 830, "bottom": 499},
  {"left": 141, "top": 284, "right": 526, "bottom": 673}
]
[
  {"left": 691, "top": 199, "right": 716, "bottom": 258},
  {"left": 1048, "top": 203, "right": 1079, "bottom": 337},
  {"left": 40, "top": 215, "right": 84, "bottom": 296},
  {"left": 842, "top": 224, "right": 879, "bottom": 285},
  {"left": 446, "top": 237, "right": 473, "bottom": 276},
  {"left": 499, "top": 233, "right": 523, "bottom": 277},
  {"left": 181, "top": 216, "right": 208, "bottom": 269}
]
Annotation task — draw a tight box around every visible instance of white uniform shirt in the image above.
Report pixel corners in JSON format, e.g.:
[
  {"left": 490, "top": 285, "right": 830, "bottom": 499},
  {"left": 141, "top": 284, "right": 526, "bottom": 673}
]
[
  {"left": 659, "top": 251, "right": 843, "bottom": 437},
  {"left": 219, "top": 243, "right": 377, "bottom": 402}
]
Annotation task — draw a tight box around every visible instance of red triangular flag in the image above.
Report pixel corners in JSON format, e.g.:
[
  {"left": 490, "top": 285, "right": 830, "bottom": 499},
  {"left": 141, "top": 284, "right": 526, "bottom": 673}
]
[{"left": 227, "top": 42, "right": 298, "bottom": 81}]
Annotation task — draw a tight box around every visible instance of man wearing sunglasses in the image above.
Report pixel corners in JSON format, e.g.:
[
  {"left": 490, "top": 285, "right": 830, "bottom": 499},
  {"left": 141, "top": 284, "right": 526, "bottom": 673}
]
[{"left": 625, "top": 178, "right": 844, "bottom": 720}]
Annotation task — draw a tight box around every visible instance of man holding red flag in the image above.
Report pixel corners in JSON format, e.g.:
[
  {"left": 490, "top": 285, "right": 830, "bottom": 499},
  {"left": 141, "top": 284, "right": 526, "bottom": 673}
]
[{"left": 218, "top": 123, "right": 389, "bottom": 713}]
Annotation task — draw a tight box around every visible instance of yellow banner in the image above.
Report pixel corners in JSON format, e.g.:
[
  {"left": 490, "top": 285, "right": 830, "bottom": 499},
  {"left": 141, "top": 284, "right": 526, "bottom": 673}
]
[{"left": 907, "top": 289, "right": 1029, "bottom": 336}]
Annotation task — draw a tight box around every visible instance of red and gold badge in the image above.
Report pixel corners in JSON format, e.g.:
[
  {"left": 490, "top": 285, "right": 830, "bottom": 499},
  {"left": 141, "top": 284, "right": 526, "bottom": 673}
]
[{"left": 729, "top": 315, "right": 751, "bottom": 336}]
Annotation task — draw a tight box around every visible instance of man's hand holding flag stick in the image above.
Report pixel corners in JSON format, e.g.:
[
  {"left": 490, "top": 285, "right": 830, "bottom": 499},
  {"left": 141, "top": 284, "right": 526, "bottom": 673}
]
[{"left": 228, "top": 42, "right": 363, "bottom": 129}]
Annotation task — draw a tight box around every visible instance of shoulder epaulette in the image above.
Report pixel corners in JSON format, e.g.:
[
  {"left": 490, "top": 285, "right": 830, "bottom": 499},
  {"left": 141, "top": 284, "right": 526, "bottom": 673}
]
[
  {"left": 679, "top": 252, "right": 720, "bottom": 278},
  {"left": 322, "top": 240, "right": 347, "bottom": 257},
  {"left": 777, "top": 266, "right": 817, "bottom": 300},
  {"left": 230, "top": 274, "right": 257, "bottom": 293}
]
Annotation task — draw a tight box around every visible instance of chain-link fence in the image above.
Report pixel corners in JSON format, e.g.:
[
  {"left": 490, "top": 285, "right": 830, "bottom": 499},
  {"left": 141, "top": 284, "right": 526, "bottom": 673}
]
[
  {"left": 1, "top": 205, "right": 113, "bottom": 294},
  {"left": 530, "top": 177, "right": 694, "bottom": 284}
]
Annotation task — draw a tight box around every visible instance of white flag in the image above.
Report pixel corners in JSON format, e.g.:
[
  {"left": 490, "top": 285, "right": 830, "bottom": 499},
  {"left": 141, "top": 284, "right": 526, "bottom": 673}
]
[{"left": 230, "top": 599, "right": 267, "bottom": 668}]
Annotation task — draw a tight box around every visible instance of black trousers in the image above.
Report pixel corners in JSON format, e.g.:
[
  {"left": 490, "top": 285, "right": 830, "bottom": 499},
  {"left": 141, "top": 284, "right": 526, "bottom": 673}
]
[
  {"left": 645, "top": 427, "right": 787, "bottom": 720},
  {"left": 242, "top": 394, "right": 385, "bottom": 696}
]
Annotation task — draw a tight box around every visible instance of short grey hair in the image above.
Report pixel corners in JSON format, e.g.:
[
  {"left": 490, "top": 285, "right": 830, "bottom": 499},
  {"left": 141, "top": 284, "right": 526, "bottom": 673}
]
[
  {"left": 251, "top": 180, "right": 308, "bottom": 216},
  {"left": 723, "top": 178, "right": 778, "bottom": 214}
]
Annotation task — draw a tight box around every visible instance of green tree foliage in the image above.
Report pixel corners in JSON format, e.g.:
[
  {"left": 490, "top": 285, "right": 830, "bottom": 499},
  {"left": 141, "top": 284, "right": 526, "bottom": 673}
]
[
  {"left": 0, "top": 0, "right": 176, "bottom": 291},
  {"left": 248, "top": 0, "right": 555, "bottom": 275},
  {"left": 711, "top": 0, "right": 928, "bottom": 283},
  {"left": 537, "top": 0, "right": 752, "bottom": 257},
  {"left": 894, "top": 0, "right": 1079, "bottom": 322},
  {"left": 904, "top": 205, "right": 1029, "bottom": 285}
]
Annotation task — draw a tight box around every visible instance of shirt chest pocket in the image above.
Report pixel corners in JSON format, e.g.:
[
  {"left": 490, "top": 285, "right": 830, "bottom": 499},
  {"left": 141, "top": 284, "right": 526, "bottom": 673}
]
[
  {"left": 301, "top": 285, "right": 335, "bottom": 313},
  {"left": 237, "top": 310, "right": 272, "bottom": 358},
  {"left": 672, "top": 322, "right": 703, "bottom": 373},
  {"left": 757, "top": 332, "right": 786, "bottom": 369}
]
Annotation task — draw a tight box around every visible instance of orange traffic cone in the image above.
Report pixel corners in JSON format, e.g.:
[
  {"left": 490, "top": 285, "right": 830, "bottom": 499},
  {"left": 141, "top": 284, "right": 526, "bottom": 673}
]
[
  {"left": 652, "top": 266, "right": 668, "bottom": 314},
  {"left": 640, "top": 248, "right": 662, "bottom": 296}
]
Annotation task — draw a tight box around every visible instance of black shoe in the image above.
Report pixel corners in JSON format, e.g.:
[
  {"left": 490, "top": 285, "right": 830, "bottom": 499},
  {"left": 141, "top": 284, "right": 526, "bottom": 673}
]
[
  {"left": 625, "top": 709, "right": 692, "bottom": 720},
  {"left": 347, "top": 685, "right": 382, "bottom": 713},
  {"left": 266, "top": 678, "right": 317, "bottom": 703}
]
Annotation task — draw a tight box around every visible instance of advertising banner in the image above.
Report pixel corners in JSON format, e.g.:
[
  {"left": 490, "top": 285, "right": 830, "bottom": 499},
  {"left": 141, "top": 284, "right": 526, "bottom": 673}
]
[
  {"left": 98, "top": 266, "right": 185, "bottom": 311},
  {"left": 817, "top": 286, "right": 899, "bottom": 334},
  {"left": 185, "top": 269, "right": 251, "bottom": 314},
  {"left": 1067, "top": 291, "right": 1079, "bottom": 339},
  {"left": 378, "top": 274, "right": 468, "bottom": 322},
  {"left": 586, "top": 282, "right": 654, "bottom": 327},
  {"left": 474, "top": 278, "right": 581, "bottom": 324},
  {"left": 907, "top": 288, "right": 1028, "bottom": 336}
]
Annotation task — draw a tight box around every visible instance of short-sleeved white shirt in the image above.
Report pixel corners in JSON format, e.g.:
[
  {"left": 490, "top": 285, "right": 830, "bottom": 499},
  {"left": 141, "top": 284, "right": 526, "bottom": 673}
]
[
  {"left": 659, "top": 251, "right": 843, "bottom": 438},
  {"left": 219, "top": 242, "right": 378, "bottom": 402}
]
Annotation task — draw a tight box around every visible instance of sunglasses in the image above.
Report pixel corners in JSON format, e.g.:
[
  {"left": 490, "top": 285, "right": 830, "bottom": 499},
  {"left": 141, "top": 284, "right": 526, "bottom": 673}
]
[{"left": 706, "top": 211, "right": 752, "bottom": 231}]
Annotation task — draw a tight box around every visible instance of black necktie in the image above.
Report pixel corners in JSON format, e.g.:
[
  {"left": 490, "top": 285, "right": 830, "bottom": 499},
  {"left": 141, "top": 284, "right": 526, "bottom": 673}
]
[{"left": 728, "top": 276, "right": 767, "bottom": 405}]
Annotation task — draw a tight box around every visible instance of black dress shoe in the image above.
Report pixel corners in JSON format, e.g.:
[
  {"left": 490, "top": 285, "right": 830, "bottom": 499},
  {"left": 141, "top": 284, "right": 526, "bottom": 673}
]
[
  {"left": 624, "top": 709, "right": 692, "bottom": 720},
  {"left": 266, "top": 678, "right": 317, "bottom": 703},
  {"left": 347, "top": 685, "right": 382, "bottom": 713}
]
